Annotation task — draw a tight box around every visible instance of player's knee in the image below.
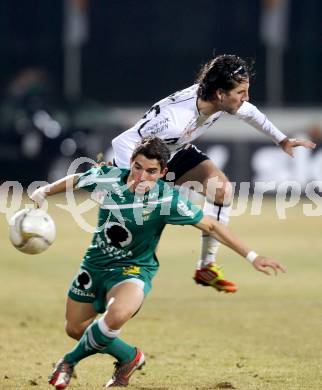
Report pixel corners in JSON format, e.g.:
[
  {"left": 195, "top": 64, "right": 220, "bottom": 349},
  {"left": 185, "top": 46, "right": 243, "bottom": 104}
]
[
  {"left": 65, "top": 322, "right": 84, "bottom": 340},
  {"left": 221, "top": 181, "right": 233, "bottom": 205},
  {"left": 209, "top": 180, "right": 233, "bottom": 206},
  {"left": 105, "top": 308, "right": 131, "bottom": 329}
]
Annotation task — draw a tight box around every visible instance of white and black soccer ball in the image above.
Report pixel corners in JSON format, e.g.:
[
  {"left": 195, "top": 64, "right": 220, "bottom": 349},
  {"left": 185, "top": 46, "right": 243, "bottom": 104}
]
[{"left": 9, "top": 208, "right": 56, "bottom": 254}]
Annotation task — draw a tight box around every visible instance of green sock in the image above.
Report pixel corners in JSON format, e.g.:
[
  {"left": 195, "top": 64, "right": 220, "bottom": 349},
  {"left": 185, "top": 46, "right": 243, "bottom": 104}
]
[
  {"left": 100, "top": 336, "right": 136, "bottom": 364},
  {"left": 64, "top": 320, "right": 136, "bottom": 365}
]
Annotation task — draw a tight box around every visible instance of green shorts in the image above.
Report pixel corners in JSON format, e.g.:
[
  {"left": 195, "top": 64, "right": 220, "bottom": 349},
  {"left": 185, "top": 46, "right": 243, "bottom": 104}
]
[{"left": 68, "top": 265, "right": 153, "bottom": 313}]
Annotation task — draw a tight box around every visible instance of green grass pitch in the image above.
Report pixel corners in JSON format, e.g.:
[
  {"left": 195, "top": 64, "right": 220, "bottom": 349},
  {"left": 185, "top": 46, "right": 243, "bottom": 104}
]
[{"left": 1, "top": 195, "right": 322, "bottom": 389}]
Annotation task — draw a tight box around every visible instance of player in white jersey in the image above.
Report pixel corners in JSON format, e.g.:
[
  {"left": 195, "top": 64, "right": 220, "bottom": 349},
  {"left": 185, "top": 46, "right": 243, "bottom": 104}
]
[{"left": 112, "top": 54, "right": 315, "bottom": 293}]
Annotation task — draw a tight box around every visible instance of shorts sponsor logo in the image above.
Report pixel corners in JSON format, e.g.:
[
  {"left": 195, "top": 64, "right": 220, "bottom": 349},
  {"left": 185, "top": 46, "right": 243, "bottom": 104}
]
[
  {"left": 122, "top": 266, "right": 141, "bottom": 276},
  {"left": 75, "top": 269, "right": 92, "bottom": 290},
  {"left": 71, "top": 286, "right": 95, "bottom": 298}
]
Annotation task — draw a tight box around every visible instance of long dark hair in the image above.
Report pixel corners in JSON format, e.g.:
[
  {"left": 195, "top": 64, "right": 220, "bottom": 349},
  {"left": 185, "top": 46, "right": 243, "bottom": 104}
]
[{"left": 197, "top": 54, "right": 255, "bottom": 100}]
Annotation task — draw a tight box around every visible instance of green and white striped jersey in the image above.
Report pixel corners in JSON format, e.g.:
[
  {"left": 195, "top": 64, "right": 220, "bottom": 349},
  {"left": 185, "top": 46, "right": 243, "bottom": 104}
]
[{"left": 76, "top": 165, "right": 203, "bottom": 274}]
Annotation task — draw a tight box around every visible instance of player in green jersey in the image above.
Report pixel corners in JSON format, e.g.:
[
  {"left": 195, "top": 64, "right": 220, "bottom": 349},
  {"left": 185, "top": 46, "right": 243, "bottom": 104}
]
[{"left": 31, "top": 136, "right": 285, "bottom": 389}]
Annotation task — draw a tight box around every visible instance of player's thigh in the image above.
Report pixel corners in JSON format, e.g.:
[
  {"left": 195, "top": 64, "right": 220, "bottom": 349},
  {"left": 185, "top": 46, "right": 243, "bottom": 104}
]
[
  {"left": 65, "top": 297, "right": 97, "bottom": 337},
  {"left": 105, "top": 281, "right": 145, "bottom": 329},
  {"left": 176, "top": 159, "right": 229, "bottom": 195}
]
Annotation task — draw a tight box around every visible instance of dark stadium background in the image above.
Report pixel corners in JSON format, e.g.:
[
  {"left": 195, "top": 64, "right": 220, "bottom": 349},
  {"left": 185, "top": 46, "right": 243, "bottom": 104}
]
[{"left": 0, "top": 0, "right": 321, "bottom": 185}]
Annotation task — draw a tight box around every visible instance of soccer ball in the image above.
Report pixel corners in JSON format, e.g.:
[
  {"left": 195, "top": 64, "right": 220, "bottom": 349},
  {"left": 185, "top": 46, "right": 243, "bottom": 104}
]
[{"left": 9, "top": 208, "right": 56, "bottom": 254}]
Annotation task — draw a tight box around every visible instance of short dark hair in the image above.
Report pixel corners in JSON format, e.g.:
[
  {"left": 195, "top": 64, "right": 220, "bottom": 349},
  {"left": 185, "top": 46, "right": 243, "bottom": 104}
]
[
  {"left": 196, "top": 54, "right": 255, "bottom": 101},
  {"left": 132, "top": 136, "right": 170, "bottom": 170}
]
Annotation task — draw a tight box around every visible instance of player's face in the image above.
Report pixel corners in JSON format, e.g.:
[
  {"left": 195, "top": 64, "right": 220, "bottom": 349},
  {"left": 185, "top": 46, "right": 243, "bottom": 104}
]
[
  {"left": 128, "top": 154, "right": 167, "bottom": 193},
  {"left": 220, "top": 79, "right": 249, "bottom": 114}
]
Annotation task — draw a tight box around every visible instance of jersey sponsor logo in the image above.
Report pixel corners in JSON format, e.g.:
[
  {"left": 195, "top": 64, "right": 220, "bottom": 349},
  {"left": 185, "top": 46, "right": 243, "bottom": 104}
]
[
  {"left": 122, "top": 266, "right": 140, "bottom": 276},
  {"left": 94, "top": 234, "right": 133, "bottom": 259},
  {"left": 142, "top": 117, "right": 170, "bottom": 136},
  {"left": 104, "top": 222, "right": 132, "bottom": 248},
  {"left": 177, "top": 200, "right": 196, "bottom": 218}
]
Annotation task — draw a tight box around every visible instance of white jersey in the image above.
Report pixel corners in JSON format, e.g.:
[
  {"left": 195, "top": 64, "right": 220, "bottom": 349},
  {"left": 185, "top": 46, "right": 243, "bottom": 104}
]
[{"left": 112, "top": 84, "right": 286, "bottom": 168}]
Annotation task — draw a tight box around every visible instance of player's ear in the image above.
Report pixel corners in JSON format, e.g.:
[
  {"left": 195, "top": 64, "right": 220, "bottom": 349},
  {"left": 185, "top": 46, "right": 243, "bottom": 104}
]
[
  {"left": 160, "top": 167, "right": 168, "bottom": 178},
  {"left": 215, "top": 88, "right": 224, "bottom": 101}
]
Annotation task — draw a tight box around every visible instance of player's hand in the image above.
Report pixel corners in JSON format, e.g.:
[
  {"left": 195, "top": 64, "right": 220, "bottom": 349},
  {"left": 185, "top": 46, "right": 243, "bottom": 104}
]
[
  {"left": 252, "top": 256, "right": 286, "bottom": 276},
  {"left": 280, "top": 138, "right": 316, "bottom": 157},
  {"left": 30, "top": 186, "right": 49, "bottom": 208},
  {"left": 95, "top": 152, "right": 113, "bottom": 167}
]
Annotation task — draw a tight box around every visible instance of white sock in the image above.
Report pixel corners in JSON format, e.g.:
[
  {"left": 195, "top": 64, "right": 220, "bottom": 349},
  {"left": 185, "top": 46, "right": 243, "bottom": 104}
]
[
  {"left": 198, "top": 233, "right": 220, "bottom": 268},
  {"left": 198, "top": 201, "right": 232, "bottom": 269},
  {"left": 97, "top": 316, "right": 121, "bottom": 338}
]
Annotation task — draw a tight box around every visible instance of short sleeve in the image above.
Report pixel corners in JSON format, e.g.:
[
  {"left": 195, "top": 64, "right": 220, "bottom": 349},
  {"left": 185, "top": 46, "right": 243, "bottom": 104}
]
[
  {"left": 164, "top": 189, "right": 203, "bottom": 226},
  {"left": 76, "top": 165, "right": 116, "bottom": 193},
  {"left": 76, "top": 167, "right": 100, "bottom": 192}
]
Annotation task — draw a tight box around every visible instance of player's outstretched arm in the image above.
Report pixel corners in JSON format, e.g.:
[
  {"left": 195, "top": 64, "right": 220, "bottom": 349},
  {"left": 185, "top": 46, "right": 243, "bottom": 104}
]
[
  {"left": 279, "top": 137, "right": 316, "bottom": 157},
  {"left": 30, "top": 174, "right": 81, "bottom": 207},
  {"left": 251, "top": 256, "right": 286, "bottom": 276},
  {"left": 194, "top": 216, "right": 286, "bottom": 275}
]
